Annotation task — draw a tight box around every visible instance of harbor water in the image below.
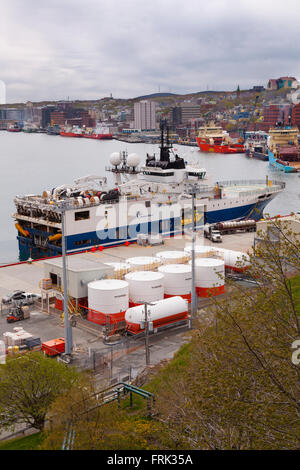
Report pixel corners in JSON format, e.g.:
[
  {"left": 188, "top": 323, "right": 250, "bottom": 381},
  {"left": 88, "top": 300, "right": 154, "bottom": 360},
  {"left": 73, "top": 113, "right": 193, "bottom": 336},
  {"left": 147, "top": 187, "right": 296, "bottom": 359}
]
[{"left": 0, "top": 131, "right": 299, "bottom": 264}]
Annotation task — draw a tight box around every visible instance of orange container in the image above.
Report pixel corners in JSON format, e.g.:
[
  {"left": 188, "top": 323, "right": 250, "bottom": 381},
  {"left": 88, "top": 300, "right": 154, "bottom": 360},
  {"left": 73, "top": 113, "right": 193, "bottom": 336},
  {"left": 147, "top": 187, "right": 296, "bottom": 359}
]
[{"left": 42, "top": 338, "right": 65, "bottom": 356}]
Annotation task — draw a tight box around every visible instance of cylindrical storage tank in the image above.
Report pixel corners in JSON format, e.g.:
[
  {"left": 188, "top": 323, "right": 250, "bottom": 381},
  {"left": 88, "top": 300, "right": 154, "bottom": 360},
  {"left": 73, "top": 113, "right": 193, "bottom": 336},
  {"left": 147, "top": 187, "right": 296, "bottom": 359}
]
[
  {"left": 223, "top": 250, "right": 250, "bottom": 272},
  {"left": 126, "top": 256, "right": 161, "bottom": 271},
  {"left": 87, "top": 279, "right": 129, "bottom": 325},
  {"left": 104, "top": 262, "right": 131, "bottom": 279},
  {"left": 184, "top": 245, "right": 222, "bottom": 258},
  {"left": 125, "top": 271, "right": 164, "bottom": 307},
  {"left": 125, "top": 296, "right": 189, "bottom": 334},
  {"left": 189, "top": 258, "right": 225, "bottom": 297},
  {"left": 158, "top": 264, "right": 192, "bottom": 302},
  {"left": 156, "top": 250, "right": 190, "bottom": 264}
]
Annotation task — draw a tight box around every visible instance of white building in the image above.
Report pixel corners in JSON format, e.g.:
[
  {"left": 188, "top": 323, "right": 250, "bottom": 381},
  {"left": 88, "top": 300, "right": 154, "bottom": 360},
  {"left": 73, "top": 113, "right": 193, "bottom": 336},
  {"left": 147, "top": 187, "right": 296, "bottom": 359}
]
[{"left": 134, "top": 100, "right": 157, "bottom": 131}]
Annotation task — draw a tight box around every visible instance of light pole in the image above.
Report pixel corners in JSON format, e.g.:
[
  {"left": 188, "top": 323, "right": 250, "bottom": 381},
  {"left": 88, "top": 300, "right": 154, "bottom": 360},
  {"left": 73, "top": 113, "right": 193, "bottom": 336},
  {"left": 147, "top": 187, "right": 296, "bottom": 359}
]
[
  {"left": 144, "top": 303, "right": 150, "bottom": 366},
  {"left": 190, "top": 191, "right": 197, "bottom": 327},
  {"left": 58, "top": 202, "right": 73, "bottom": 356}
]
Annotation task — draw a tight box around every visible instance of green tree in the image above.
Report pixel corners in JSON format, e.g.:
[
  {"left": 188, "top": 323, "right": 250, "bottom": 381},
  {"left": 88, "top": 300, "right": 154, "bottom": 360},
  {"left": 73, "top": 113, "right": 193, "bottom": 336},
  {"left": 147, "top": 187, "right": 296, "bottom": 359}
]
[
  {"left": 154, "top": 218, "right": 300, "bottom": 449},
  {"left": 0, "top": 352, "right": 81, "bottom": 431}
]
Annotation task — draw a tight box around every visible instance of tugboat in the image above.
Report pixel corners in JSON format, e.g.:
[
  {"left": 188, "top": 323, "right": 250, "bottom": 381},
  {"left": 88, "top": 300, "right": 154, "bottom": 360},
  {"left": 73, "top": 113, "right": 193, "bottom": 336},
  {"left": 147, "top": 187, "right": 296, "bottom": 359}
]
[
  {"left": 244, "top": 131, "right": 268, "bottom": 161},
  {"left": 268, "top": 113, "right": 300, "bottom": 173},
  {"left": 196, "top": 122, "right": 245, "bottom": 154},
  {"left": 13, "top": 119, "right": 284, "bottom": 260},
  {"left": 47, "top": 124, "right": 61, "bottom": 135},
  {"left": 7, "top": 123, "right": 22, "bottom": 132}
]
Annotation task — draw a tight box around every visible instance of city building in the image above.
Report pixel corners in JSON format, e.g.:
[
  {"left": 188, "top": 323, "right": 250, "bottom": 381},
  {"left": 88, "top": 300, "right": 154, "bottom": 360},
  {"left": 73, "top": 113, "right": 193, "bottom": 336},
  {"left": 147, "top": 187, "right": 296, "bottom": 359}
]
[
  {"left": 291, "top": 103, "right": 300, "bottom": 127},
  {"left": 134, "top": 100, "right": 157, "bottom": 131},
  {"left": 267, "top": 77, "right": 297, "bottom": 91},
  {"left": 263, "top": 104, "right": 290, "bottom": 129}
]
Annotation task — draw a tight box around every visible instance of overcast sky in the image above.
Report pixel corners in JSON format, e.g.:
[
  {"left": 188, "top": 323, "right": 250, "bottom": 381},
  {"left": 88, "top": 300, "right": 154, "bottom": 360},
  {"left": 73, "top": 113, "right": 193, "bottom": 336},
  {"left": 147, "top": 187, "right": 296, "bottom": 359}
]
[{"left": 1, "top": 0, "right": 300, "bottom": 103}]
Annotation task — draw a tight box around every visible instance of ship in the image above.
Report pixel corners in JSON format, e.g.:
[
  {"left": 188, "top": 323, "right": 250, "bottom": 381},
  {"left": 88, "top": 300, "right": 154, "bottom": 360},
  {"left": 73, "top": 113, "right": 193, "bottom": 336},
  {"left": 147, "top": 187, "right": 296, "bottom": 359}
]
[
  {"left": 13, "top": 120, "right": 284, "bottom": 260},
  {"left": 47, "top": 124, "right": 61, "bottom": 135},
  {"left": 83, "top": 125, "right": 113, "bottom": 140},
  {"left": 196, "top": 122, "right": 245, "bottom": 154},
  {"left": 60, "top": 126, "right": 84, "bottom": 137},
  {"left": 7, "top": 123, "right": 22, "bottom": 132},
  {"left": 268, "top": 125, "right": 300, "bottom": 173},
  {"left": 244, "top": 131, "right": 268, "bottom": 161}
]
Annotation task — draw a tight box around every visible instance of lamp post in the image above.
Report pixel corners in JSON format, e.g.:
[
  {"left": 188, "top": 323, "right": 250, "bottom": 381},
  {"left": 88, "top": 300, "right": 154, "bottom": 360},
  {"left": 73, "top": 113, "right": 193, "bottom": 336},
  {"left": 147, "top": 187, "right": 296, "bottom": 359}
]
[
  {"left": 57, "top": 201, "right": 73, "bottom": 356},
  {"left": 190, "top": 191, "right": 197, "bottom": 328}
]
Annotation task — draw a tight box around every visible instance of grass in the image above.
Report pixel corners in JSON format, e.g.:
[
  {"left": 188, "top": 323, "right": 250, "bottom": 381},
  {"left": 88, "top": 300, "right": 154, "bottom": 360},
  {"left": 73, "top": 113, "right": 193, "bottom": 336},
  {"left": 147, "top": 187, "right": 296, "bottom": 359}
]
[
  {"left": 291, "top": 275, "right": 300, "bottom": 313},
  {"left": 0, "top": 432, "right": 45, "bottom": 450}
]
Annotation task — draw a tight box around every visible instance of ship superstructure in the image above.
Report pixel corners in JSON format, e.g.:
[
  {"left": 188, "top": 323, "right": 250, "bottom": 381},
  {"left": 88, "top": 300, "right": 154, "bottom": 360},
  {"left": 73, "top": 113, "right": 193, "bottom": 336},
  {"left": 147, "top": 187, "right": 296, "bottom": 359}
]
[{"left": 13, "top": 120, "right": 285, "bottom": 260}]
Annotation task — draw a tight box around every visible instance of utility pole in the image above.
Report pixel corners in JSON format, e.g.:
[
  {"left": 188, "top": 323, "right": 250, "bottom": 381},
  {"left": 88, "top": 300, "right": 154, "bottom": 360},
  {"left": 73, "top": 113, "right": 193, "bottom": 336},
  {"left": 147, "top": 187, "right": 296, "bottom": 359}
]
[
  {"left": 60, "top": 202, "right": 73, "bottom": 356},
  {"left": 144, "top": 303, "right": 150, "bottom": 366},
  {"left": 190, "top": 191, "right": 197, "bottom": 328}
]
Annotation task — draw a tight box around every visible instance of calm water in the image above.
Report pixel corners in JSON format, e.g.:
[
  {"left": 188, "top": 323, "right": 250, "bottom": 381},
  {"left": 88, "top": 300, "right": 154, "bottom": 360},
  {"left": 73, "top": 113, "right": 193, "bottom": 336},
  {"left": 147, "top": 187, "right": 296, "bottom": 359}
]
[{"left": 0, "top": 131, "right": 299, "bottom": 264}]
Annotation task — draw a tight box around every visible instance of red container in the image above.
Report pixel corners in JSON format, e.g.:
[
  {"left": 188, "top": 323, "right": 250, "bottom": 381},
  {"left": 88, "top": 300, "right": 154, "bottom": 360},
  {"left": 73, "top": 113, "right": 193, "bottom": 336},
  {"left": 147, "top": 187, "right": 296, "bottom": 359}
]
[{"left": 42, "top": 338, "right": 65, "bottom": 356}]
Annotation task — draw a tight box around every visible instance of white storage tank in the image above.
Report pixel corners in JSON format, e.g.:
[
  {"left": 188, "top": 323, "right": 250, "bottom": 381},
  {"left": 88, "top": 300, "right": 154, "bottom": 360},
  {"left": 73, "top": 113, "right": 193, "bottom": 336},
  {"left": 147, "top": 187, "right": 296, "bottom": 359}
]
[
  {"left": 104, "top": 262, "right": 131, "bottom": 278},
  {"left": 189, "top": 258, "right": 225, "bottom": 297},
  {"left": 158, "top": 264, "right": 192, "bottom": 302},
  {"left": 125, "top": 296, "right": 189, "bottom": 334},
  {"left": 87, "top": 279, "right": 129, "bottom": 324},
  {"left": 125, "top": 271, "right": 164, "bottom": 306},
  {"left": 126, "top": 256, "right": 161, "bottom": 271},
  {"left": 184, "top": 245, "right": 222, "bottom": 258},
  {"left": 156, "top": 250, "right": 190, "bottom": 264},
  {"left": 223, "top": 250, "right": 250, "bottom": 272}
]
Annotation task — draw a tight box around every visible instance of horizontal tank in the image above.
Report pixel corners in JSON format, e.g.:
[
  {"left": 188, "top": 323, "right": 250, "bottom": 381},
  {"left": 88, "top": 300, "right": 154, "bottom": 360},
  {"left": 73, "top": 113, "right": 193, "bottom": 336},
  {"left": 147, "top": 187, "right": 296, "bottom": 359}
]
[
  {"left": 88, "top": 279, "right": 129, "bottom": 325},
  {"left": 126, "top": 256, "right": 161, "bottom": 271},
  {"left": 125, "top": 296, "right": 189, "bottom": 334},
  {"left": 189, "top": 258, "right": 225, "bottom": 297},
  {"left": 222, "top": 250, "right": 251, "bottom": 272},
  {"left": 156, "top": 250, "right": 190, "bottom": 264},
  {"left": 158, "top": 264, "right": 192, "bottom": 302},
  {"left": 184, "top": 245, "right": 222, "bottom": 258},
  {"left": 125, "top": 271, "right": 164, "bottom": 306}
]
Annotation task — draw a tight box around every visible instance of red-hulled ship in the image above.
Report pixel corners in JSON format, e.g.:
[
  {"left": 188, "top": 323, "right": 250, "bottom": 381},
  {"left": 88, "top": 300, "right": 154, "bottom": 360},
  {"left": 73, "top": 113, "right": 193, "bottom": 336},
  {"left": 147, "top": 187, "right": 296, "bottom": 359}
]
[
  {"left": 7, "top": 124, "right": 22, "bottom": 132},
  {"left": 83, "top": 125, "right": 113, "bottom": 140},
  {"left": 60, "top": 126, "right": 83, "bottom": 137},
  {"left": 196, "top": 122, "right": 244, "bottom": 154}
]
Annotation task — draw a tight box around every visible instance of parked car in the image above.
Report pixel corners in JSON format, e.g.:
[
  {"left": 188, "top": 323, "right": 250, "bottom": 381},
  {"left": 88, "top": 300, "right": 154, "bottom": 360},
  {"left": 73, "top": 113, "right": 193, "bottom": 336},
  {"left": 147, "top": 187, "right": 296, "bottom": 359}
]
[
  {"left": 2, "top": 290, "right": 25, "bottom": 304},
  {"left": 2, "top": 291, "right": 41, "bottom": 306}
]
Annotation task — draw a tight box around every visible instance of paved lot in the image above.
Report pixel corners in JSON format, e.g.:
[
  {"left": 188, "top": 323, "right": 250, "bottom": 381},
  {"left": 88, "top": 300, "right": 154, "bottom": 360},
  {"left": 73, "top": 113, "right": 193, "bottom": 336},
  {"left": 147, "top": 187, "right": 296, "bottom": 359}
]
[{"left": 0, "top": 232, "right": 255, "bottom": 299}]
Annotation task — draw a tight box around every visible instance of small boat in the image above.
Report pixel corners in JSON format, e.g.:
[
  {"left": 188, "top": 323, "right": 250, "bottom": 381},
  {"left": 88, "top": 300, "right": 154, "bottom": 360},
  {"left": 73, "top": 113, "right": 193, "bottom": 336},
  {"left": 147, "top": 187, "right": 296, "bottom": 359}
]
[{"left": 7, "top": 123, "right": 22, "bottom": 132}]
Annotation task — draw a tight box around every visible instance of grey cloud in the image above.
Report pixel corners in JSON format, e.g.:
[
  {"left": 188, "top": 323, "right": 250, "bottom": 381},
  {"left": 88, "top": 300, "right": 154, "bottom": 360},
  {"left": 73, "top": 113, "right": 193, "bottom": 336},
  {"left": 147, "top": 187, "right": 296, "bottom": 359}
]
[{"left": 1, "top": 0, "right": 300, "bottom": 101}]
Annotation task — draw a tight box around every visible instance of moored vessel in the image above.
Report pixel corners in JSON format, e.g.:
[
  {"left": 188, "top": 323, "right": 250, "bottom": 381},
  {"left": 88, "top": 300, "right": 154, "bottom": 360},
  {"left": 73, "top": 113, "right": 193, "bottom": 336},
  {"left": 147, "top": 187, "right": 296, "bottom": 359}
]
[
  {"left": 83, "top": 125, "right": 113, "bottom": 140},
  {"left": 268, "top": 125, "right": 300, "bottom": 173},
  {"left": 60, "top": 126, "right": 84, "bottom": 137},
  {"left": 244, "top": 131, "right": 268, "bottom": 161},
  {"left": 13, "top": 120, "right": 285, "bottom": 260},
  {"left": 196, "top": 122, "right": 245, "bottom": 154}
]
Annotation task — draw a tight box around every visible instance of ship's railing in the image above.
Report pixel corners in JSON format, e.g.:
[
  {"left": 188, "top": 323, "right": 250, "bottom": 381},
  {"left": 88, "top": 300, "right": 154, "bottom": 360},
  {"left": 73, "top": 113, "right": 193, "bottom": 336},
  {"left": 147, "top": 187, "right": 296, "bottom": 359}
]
[{"left": 219, "top": 179, "right": 285, "bottom": 189}]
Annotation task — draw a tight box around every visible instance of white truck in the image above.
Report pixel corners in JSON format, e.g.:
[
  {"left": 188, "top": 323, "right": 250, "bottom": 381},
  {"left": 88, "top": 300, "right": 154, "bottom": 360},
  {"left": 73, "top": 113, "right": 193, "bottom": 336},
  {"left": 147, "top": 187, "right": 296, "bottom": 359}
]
[{"left": 204, "top": 224, "right": 222, "bottom": 242}]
